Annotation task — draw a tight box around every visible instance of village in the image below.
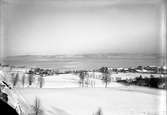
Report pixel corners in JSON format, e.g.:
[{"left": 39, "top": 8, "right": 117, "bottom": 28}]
[{"left": 0, "top": 64, "right": 166, "bottom": 90}]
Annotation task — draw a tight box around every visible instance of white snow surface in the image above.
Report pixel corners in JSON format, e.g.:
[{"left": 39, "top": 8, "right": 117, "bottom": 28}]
[
  {"left": 16, "top": 74, "right": 166, "bottom": 115},
  {"left": 0, "top": 70, "right": 166, "bottom": 115}
]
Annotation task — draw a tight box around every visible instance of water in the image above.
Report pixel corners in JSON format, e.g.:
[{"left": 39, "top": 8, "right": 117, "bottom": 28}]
[{"left": 3, "top": 53, "right": 162, "bottom": 70}]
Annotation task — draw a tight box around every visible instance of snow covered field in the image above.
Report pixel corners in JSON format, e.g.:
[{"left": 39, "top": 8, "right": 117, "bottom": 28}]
[
  {"left": 0, "top": 69, "right": 166, "bottom": 115},
  {"left": 14, "top": 74, "right": 166, "bottom": 115}
]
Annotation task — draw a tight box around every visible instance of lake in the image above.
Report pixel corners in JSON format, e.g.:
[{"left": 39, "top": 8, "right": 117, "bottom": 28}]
[{"left": 3, "top": 53, "right": 162, "bottom": 70}]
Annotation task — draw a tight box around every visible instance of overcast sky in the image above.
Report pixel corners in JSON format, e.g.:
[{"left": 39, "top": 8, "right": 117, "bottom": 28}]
[{"left": 1, "top": 0, "right": 164, "bottom": 56}]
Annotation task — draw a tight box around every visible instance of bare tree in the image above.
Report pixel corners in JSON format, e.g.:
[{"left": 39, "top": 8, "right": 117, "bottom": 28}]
[
  {"left": 93, "top": 108, "right": 103, "bottom": 115},
  {"left": 102, "top": 72, "right": 111, "bottom": 88},
  {"left": 79, "top": 71, "right": 87, "bottom": 87},
  {"left": 100, "top": 67, "right": 111, "bottom": 88},
  {"left": 12, "top": 73, "right": 19, "bottom": 87},
  {"left": 28, "top": 73, "right": 33, "bottom": 86},
  {"left": 22, "top": 74, "right": 26, "bottom": 87},
  {"left": 38, "top": 76, "right": 44, "bottom": 88},
  {"left": 32, "top": 97, "right": 43, "bottom": 115}
]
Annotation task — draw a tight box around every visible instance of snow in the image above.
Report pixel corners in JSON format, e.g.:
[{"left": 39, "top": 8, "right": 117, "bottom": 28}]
[
  {"left": 43, "top": 74, "right": 124, "bottom": 88},
  {"left": 16, "top": 74, "right": 166, "bottom": 115},
  {"left": 0, "top": 70, "right": 166, "bottom": 115},
  {"left": 16, "top": 87, "right": 166, "bottom": 115}
]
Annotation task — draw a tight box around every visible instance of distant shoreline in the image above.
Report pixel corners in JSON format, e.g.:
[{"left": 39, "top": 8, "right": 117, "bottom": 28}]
[{"left": 1, "top": 53, "right": 163, "bottom": 71}]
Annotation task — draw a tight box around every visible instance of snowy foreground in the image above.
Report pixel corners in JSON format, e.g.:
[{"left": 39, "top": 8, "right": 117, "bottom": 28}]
[{"left": 12, "top": 74, "right": 166, "bottom": 115}]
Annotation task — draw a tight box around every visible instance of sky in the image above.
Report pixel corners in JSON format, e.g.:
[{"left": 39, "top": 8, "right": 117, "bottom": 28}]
[{"left": 0, "top": 0, "right": 165, "bottom": 57}]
